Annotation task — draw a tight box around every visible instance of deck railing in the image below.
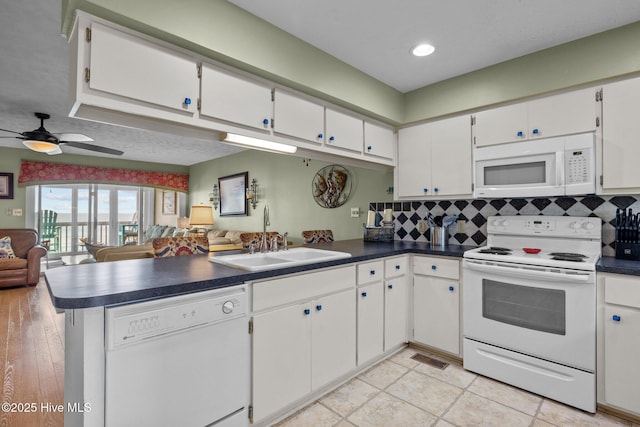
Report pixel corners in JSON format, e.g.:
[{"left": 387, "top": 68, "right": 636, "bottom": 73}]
[{"left": 46, "top": 221, "right": 138, "bottom": 254}]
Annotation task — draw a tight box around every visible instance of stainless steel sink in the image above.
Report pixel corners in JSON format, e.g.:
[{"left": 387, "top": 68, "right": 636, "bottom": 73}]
[{"left": 208, "top": 247, "right": 351, "bottom": 271}]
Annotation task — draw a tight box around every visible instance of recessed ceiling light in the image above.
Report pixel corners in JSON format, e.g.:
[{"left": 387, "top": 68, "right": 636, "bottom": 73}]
[{"left": 411, "top": 44, "right": 435, "bottom": 57}]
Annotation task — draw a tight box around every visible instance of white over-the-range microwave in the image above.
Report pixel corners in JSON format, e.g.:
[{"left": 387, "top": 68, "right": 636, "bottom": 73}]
[{"left": 474, "top": 132, "right": 595, "bottom": 198}]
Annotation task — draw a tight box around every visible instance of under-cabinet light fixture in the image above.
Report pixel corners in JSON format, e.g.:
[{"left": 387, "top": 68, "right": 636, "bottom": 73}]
[{"left": 221, "top": 132, "right": 297, "bottom": 154}]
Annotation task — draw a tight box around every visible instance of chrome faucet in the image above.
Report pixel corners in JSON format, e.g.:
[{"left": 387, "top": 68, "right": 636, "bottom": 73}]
[
  {"left": 261, "top": 205, "right": 270, "bottom": 253},
  {"left": 270, "top": 232, "right": 288, "bottom": 252}
]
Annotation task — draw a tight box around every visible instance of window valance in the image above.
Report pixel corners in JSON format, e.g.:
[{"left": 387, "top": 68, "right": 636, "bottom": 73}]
[{"left": 18, "top": 160, "right": 189, "bottom": 192}]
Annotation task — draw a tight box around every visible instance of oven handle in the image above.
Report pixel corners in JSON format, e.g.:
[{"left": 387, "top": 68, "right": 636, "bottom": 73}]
[{"left": 464, "top": 260, "right": 591, "bottom": 283}]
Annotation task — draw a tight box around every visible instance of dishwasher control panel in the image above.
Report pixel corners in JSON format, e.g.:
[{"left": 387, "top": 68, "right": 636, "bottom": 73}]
[{"left": 106, "top": 285, "right": 247, "bottom": 349}]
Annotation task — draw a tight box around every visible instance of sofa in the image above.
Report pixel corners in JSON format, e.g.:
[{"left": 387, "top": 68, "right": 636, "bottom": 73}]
[
  {"left": 0, "top": 229, "right": 47, "bottom": 287},
  {"left": 206, "top": 230, "right": 244, "bottom": 252}
]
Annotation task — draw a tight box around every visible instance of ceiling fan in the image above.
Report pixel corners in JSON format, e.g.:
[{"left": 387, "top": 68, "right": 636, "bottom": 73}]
[{"left": 0, "top": 112, "right": 124, "bottom": 156}]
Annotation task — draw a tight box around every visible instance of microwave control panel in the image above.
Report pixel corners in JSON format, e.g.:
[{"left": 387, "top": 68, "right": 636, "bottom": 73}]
[{"left": 565, "top": 148, "right": 592, "bottom": 185}]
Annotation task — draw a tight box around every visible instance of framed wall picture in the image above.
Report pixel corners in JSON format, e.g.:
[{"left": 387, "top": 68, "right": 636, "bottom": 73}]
[
  {"left": 219, "top": 172, "right": 248, "bottom": 216},
  {"left": 162, "top": 190, "right": 176, "bottom": 215},
  {"left": 0, "top": 173, "right": 14, "bottom": 200}
]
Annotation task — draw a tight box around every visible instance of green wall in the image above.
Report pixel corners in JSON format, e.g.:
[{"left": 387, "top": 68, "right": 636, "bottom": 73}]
[
  {"left": 0, "top": 147, "right": 188, "bottom": 228},
  {"left": 188, "top": 150, "right": 393, "bottom": 244}
]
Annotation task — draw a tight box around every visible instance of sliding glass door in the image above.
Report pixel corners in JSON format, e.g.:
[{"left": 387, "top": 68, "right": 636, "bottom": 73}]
[{"left": 31, "top": 184, "right": 151, "bottom": 255}]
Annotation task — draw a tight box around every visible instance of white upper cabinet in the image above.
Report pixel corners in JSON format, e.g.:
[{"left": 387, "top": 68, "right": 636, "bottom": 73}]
[
  {"left": 397, "top": 115, "right": 472, "bottom": 199},
  {"left": 325, "top": 108, "right": 364, "bottom": 152},
  {"left": 83, "top": 21, "right": 199, "bottom": 121},
  {"left": 364, "top": 122, "right": 395, "bottom": 160},
  {"left": 601, "top": 76, "right": 640, "bottom": 191},
  {"left": 273, "top": 89, "right": 325, "bottom": 144},
  {"left": 474, "top": 88, "right": 597, "bottom": 147},
  {"left": 199, "top": 64, "right": 273, "bottom": 131}
]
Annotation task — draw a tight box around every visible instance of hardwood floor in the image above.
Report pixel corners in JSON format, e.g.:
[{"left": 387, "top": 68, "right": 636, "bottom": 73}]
[{"left": 0, "top": 278, "right": 64, "bottom": 427}]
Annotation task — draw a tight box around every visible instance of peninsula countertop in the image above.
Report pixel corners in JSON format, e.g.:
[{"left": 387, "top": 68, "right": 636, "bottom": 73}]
[{"left": 45, "top": 239, "right": 474, "bottom": 309}]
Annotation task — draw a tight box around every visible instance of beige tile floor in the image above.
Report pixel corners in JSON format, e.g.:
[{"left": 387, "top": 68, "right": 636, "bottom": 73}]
[{"left": 275, "top": 347, "right": 639, "bottom": 427}]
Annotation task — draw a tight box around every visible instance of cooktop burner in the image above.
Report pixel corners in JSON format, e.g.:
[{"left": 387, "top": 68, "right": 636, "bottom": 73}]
[
  {"left": 548, "top": 252, "right": 587, "bottom": 258},
  {"left": 478, "top": 246, "right": 512, "bottom": 255}
]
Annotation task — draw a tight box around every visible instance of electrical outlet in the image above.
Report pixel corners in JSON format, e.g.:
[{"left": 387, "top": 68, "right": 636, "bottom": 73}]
[
  {"left": 457, "top": 219, "right": 466, "bottom": 234},
  {"left": 417, "top": 219, "right": 427, "bottom": 233},
  {"left": 350, "top": 207, "right": 360, "bottom": 218},
  {"left": 5, "top": 209, "right": 12, "bottom": 216}
]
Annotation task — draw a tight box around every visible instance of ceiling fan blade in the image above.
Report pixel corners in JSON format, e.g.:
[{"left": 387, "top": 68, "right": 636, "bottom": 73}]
[
  {"left": 60, "top": 141, "right": 124, "bottom": 156},
  {"left": 0, "top": 128, "right": 25, "bottom": 136},
  {"left": 54, "top": 133, "right": 94, "bottom": 142},
  {"left": 0, "top": 136, "right": 22, "bottom": 139},
  {"left": 46, "top": 147, "right": 63, "bottom": 155}
]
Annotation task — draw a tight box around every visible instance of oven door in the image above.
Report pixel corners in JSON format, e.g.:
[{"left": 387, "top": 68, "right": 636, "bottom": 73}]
[
  {"left": 474, "top": 138, "right": 564, "bottom": 198},
  {"left": 462, "top": 258, "right": 595, "bottom": 371}
]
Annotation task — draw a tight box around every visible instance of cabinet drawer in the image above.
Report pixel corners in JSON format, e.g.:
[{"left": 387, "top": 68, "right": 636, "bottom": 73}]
[
  {"left": 384, "top": 256, "right": 408, "bottom": 279},
  {"left": 604, "top": 275, "right": 640, "bottom": 309},
  {"left": 413, "top": 256, "right": 459, "bottom": 280},
  {"left": 253, "top": 266, "right": 355, "bottom": 311},
  {"left": 357, "top": 261, "right": 384, "bottom": 285}
]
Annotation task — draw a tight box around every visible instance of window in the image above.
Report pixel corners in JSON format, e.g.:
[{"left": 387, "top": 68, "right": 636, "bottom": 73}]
[{"left": 27, "top": 184, "right": 155, "bottom": 255}]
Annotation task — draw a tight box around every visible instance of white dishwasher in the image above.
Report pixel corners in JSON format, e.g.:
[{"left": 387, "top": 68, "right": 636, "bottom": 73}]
[{"left": 105, "top": 285, "right": 249, "bottom": 427}]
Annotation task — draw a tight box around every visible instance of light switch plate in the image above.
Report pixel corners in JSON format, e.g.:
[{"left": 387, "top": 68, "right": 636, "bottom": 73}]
[
  {"left": 12, "top": 209, "right": 22, "bottom": 216},
  {"left": 350, "top": 207, "right": 360, "bottom": 218}
]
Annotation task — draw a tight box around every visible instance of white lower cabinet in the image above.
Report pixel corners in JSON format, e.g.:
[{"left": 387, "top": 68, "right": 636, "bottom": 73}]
[
  {"left": 412, "top": 256, "right": 461, "bottom": 356},
  {"left": 251, "top": 267, "right": 356, "bottom": 423},
  {"left": 598, "top": 273, "right": 640, "bottom": 416},
  {"left": 384, "top": 276, "right": 408, "bottom": 351},
  {"left": 357, "top": 282, "right": 384, "bottom": 365}
]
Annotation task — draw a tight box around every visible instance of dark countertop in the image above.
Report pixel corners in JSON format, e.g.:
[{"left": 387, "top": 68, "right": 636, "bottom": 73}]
[
  {"left": 45, "top": 239, "right": 475, "bottom": 309},
  {"left": 596, "top": 256, "right": 640, "bottom": 276}
]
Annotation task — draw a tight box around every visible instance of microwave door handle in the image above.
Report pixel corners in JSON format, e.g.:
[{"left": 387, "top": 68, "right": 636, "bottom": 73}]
[
  {"left": 556, "top": 151, "right": 565, "bottom": 187},
  {"left": 464, "top": 260, "right": 590, "bottom": 283}
]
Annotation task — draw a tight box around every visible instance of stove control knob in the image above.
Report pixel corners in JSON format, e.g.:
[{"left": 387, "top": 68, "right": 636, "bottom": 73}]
[
  {"left": 582, "top": 222, "right": 595, "bottom": 230},
  {"left": 491, "top": 219, "right": 503, "bottom": 227},
  {"left": 570, "top": 221, "right": 581, "bottom": 230},
  {"left": 502, "top": 220, "right": 509, "bottom": 226},
  {"left": 222, "top": 301, "right": 235, "bottom": 314}
]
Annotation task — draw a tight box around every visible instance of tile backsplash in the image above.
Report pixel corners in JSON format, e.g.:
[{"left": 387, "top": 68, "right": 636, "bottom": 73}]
[{"left": 369, "top": 195, "right": 640, "bottom": 257}]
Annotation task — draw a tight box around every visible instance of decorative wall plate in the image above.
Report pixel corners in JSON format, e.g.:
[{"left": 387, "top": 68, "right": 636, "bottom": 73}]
[{"left": 312, "top": 165, "right": 352, "bottom": 208}]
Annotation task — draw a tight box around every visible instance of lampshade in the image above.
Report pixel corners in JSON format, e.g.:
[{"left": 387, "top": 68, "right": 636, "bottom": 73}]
[{"left": 189, "top": 205, "right": 214, "bottom": 226}]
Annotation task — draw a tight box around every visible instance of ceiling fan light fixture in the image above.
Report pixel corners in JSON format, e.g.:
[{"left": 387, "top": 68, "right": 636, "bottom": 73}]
[
  {"left": 221, "top": 132, "right": 297, "bottom": 154},
  {"left": 411, "top": 43, "right": 435, "bottom": 57},
  {"left": 22, "top": 139, "right": 59, "bottom": 153}
]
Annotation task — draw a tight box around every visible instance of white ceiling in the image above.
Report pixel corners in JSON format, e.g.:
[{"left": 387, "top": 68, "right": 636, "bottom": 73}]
[
  {"left": 228, "top": 0, "right": 640, "bottom": 93},
  {"left": 2, "top": 1, "right": 640, "bottom": 165}
]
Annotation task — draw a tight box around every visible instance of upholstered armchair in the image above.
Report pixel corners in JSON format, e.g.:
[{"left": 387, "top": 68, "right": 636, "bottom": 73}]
[
  {"left": 0, "top": 229, "right": 47, "bottom": 287},
  {"left": 151, "top": 236, "right": 209, "bottom": 258},
  {"left": 301, "top": 230, "right": 334, "bottom": 244}
]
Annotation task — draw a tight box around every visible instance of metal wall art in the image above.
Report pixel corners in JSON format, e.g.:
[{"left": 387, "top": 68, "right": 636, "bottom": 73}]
[{"left": 312, "top": 165, "right": 351, "bottom": 208}]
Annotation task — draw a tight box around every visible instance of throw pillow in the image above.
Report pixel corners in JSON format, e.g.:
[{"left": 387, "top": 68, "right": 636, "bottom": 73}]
[{"left": 0, "top": 236, "right": 16, "bottom": 259}]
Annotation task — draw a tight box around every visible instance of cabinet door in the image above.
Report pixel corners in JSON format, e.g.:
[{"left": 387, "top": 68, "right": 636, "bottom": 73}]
[
  {"left": 430, "top": 115, "right": 473, "bottom": 197},
  {"left": 252, "top": 303, "right": 312, "bottom": 422},
  {"left": 364, "top": 122, "right": 395, "bottom": 160},
  {"left": 273, "top": 90, "right": 325, "bottom": 144},
  {"left": 384, "top": 277, "right": 408, "bottom": 351},
  {"left": 357, "top": 282, "right": 384, "bottom": 365},
  {"left": 602, "top": 77, "right": 640, "bottom": 190},
  {"left": 200, "top": 64, "right": 272, "bottom": 130},
  {"left": 413, "top": 276, "right": 460, "bottom": 355},
  {"left": 397, "top": 124, "right": 431, "bottom": 198},
  {"left": 473, "top": 103, "right": 528, "bottom": 147},
  {"left": 312, "top": 289, "right": 356, "bottom": 389},
  {"left": 325, "top": 108, "right": 364, "bottom": 152},
  {"left": 89, "top": 22, "right": 199, "bottom": 116},
  {"left": 604, "top": 305, "right": 640, "bottom": 414},
  {"left": 528, "top": 88, "right": 597, "bottom": 140}
]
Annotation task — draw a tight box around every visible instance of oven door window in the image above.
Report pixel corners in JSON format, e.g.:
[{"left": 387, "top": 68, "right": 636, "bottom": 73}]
[{"left": 482, "top": 279, "right": 566, "bottom": 335}]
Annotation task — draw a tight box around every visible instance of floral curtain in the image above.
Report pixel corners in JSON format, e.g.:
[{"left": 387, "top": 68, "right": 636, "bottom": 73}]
[{"left": 18, "top": 160, "right": 189, "bottom": 192}]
